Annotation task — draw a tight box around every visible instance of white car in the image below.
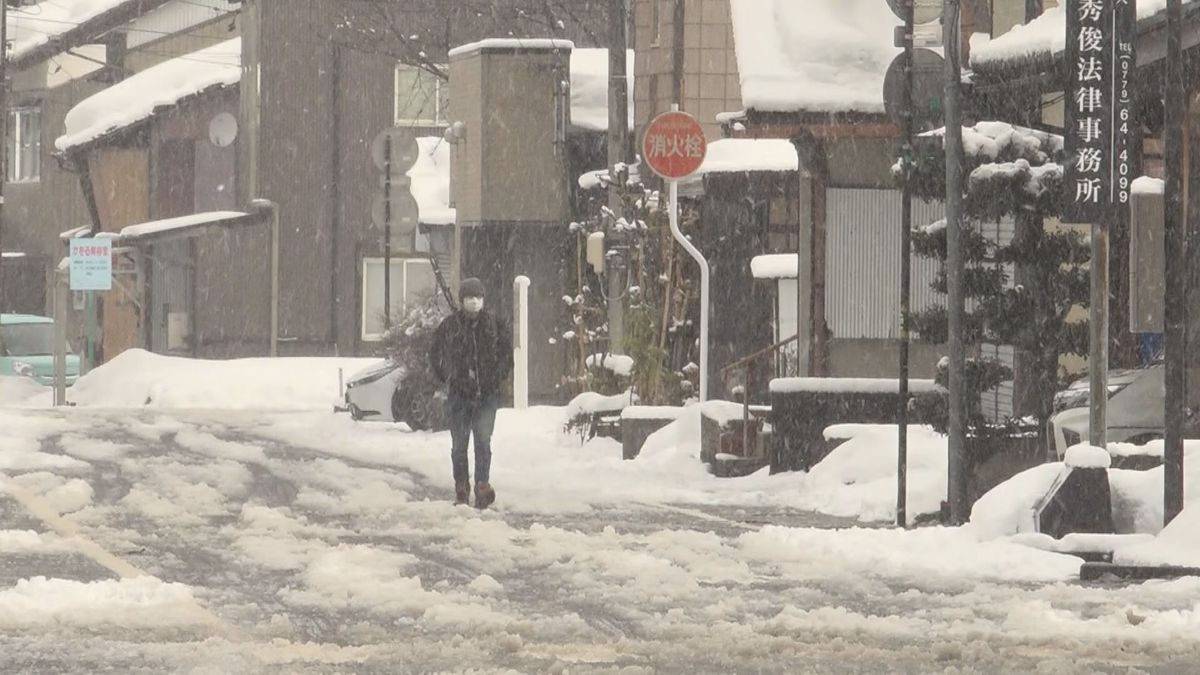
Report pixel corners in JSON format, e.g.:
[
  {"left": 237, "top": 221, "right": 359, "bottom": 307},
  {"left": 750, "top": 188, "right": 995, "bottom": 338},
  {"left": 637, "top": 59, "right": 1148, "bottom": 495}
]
[
  {"left": 1048, "top": 363, "right": 1164, "bottom": 459},
  {"left": 343, "top": 360, "right": 408, "bottom": 422},
  {"left": 343, "top": 359, "right": 446, "bottom": 429}
]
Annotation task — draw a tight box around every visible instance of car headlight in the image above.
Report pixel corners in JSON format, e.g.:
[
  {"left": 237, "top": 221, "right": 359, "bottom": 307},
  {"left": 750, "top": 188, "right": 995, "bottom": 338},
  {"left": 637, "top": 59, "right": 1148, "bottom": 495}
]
[{"left": 12, "top": 361, "right": 35, "bottom": 378}]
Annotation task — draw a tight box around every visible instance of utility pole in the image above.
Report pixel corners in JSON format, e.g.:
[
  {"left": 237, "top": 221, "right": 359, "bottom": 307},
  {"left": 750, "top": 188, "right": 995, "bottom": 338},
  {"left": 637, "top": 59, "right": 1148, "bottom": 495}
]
[
  {"left": 0, "top": 0, "right": 9, "bottom": 311},
  {"left": 897, "top": 0, "right": 915, "bottom": 529},
  {"left": 1163, "top": 0, "right": 1185, "bottom": 525},
  {"left": 606, "top": 0, "right": 630, "bottom": 354},
  {"left": 943, "top": 0, "right": 968, "bottom": 524}
]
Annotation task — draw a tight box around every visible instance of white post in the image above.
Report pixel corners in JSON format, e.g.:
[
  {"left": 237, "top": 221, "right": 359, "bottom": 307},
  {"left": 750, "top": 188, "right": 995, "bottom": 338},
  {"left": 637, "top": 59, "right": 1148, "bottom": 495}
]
[
  {"left": 667, "top": 180, "right": 709, "bottom": 401},
  {"left": 513, "top": 275, "right": 530, "bottom": 409},
  {"left": 53, "top": 267, "right": 68, "bottom": 406}
]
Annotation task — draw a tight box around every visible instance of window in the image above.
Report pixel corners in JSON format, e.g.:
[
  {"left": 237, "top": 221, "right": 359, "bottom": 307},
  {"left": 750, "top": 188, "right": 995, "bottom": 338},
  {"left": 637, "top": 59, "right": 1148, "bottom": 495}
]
[
  {"left": 394, "top": 64, "right": 448, "bottom": 126},
  {"left": 361, "top": 257, "right": 436, "bottom": 340},
  {"left": 6, "top": 107, "right": 41, "bottom": 183}
]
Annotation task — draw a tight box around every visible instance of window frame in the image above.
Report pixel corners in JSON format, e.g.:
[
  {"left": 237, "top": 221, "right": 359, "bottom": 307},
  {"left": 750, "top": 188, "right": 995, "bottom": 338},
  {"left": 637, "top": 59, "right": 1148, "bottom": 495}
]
[
  {"left": 393, "top": 64, "right": 449, "bottom": 127},
  {"left": 6, "top": 106, "right": 42, "bottom": 184},
  {"left": 360, "top": 256, "right": 436, "bottom": 341}
]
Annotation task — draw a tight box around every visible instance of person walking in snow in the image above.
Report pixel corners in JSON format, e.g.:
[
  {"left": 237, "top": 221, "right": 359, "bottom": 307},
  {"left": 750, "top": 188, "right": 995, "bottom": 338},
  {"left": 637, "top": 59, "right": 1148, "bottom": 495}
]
[{"left": 430, "top": 277, "right": 513, "bottom": 508}]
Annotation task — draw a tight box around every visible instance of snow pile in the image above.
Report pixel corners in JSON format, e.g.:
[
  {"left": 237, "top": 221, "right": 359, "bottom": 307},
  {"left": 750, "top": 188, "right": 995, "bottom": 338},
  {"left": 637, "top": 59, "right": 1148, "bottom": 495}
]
[
  {"left": 968, "top": 462, "right": 1063, "bottom": 539},
  {"left": 795, "top": 424, "right": 948, "bottom": 524},
  {"left": 564, "top": 390, "right": 633, "bottom": 420},
  {"left": 57, "top": 38, "right": 242, "bottom": 151},
  {"left": 66, "top": 349, "right": 377, "bottom": 410},
  {"left": 1064, "top": 444, "right": 1112, "bottom": 469},
  {"left": 409, "top": 137, "right": 455, "bottom": 225},
  {"left": 620, "top": 405, "right": 685, "bottom": 421},
  {"left": 1116, "top": 507, "right": 1200, "bottom": 568},
  {"left": 0, "top": 576, "right": 212, "bottom": 630},
  {"left": 569, "top": 48, "right": 635, "bottom": 131},
  {"left": 730, "top": 0, "right": 898, "bottom": 113},
  {"left": 972, "top": 1, "right": 1169, "bottom": 68},
  {"left": 585, "top": 353, "right": 634, "bottom": 377},
  {"left": 0, "top": 375, "right": 51, "bottom": 407},
  {"left": 750, "top": 254, "right": 799, "bottom": 280}
]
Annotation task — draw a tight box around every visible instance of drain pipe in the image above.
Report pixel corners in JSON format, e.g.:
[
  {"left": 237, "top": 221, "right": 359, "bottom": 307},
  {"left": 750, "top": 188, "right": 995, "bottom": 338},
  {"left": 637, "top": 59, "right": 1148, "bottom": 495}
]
[{"left": 251, "top": 199, "right": 280, "bottom": 357}]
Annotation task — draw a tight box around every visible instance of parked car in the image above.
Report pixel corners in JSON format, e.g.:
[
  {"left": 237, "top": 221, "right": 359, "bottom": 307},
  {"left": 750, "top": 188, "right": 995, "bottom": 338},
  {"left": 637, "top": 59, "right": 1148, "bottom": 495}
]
[
  {"left": 0, "top": 314, "right": 80, "bottom": 387},
  {"left": 343, "top": 359, "right": 446, "bottom": 430},
  {"left": 1048, "top": 362, "right": 1164, "bottom": 459}
]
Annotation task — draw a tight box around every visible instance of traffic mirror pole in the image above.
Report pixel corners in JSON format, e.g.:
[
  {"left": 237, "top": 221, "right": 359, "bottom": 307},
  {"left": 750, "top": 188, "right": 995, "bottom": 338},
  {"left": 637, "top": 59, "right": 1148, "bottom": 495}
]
[{"left": 897, "top": 0, "right": 915, "bottom": 529}]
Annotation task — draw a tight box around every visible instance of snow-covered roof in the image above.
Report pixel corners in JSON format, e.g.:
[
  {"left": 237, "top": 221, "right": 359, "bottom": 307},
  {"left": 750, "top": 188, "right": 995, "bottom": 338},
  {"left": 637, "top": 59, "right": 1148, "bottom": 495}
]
[
  {"left": 570, "top": 48, "right": 635, "bottom": 132},
  {"left": 114, "top": 211, "right": 250, "bottom": 243},
  {"left": 8, "top": 0, "right": 137, "bottom": 63},
  {"left": 750, "top": 254, "right": 799, "bottom": 280},
  {"left": 57, "top": 37, "right": 241, "bottom": 152},
  {"left": 695, "top": 139, "right": 799, "bottom": 176},
  {"left": 448, "top": 38, "right": 574, "bottom": 59},
  {"left": 409, "top": 137, "right": 455, "bottom": 226},
  {"left": 971, "top": 1, "right": 1172, "bottom": 70},
  {"left": 729, "top": 0, "right": 899, "bottom": 114}
]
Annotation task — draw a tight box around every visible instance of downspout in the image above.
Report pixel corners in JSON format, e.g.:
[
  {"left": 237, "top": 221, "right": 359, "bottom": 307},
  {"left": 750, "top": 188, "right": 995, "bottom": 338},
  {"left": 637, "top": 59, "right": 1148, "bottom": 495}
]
[{"left": 330, "top": 44, "right": 342, "bottom": 353}]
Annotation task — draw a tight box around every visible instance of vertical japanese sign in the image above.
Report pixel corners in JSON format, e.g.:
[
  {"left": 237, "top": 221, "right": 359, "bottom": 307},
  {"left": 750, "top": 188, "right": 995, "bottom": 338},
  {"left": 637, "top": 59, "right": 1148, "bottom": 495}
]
[{"left": 1064, "top": 0, "right": 1136, "bottom": 223}]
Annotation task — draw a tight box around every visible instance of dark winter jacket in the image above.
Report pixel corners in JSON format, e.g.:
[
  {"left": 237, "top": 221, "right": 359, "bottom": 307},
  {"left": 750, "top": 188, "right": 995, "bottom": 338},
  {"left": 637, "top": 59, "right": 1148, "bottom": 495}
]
[{"left": 429, "top": 310, "right": 514, "bottom": 399}]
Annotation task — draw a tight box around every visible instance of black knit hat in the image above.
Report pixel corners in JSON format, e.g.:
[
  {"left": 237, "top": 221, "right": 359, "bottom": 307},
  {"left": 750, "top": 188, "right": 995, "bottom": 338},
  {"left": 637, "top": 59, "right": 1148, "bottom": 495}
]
[{"left": 460, "top": 277, "right": 485, "bottom": 300}]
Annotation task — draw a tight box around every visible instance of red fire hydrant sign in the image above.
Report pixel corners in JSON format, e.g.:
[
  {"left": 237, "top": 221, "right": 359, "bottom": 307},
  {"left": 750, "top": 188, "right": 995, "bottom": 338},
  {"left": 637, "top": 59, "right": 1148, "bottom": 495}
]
[{"left": 643, "top": 111, "right": 706, "bottom": 180}]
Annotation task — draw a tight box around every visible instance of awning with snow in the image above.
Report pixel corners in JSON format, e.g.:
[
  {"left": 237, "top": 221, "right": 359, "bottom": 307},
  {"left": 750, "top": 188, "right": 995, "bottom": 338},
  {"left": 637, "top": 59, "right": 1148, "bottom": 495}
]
[
  {"left": 57, "top": 37, "right": 241, "bottom": 153},
  {"left": 750, "top": 254, "right": 799, "bottom": 280},
  {"left": 97, "top": 211, "right": 257, "bottom": 247},
  {"left": 729, "top": 0, "right": 899, "bottom": 115}
]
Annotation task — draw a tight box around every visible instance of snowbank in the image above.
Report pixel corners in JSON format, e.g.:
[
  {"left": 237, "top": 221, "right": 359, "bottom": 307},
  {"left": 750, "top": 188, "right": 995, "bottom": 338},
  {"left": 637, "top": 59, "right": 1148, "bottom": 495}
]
[
  {"left": 1116, "top": 507, "right": 1200, "bottom": 568},
  {"left": 0, "top": 375, "right": 52, "bottom": 407},
  {"left": 66, "top": 349, "right": 377, "bottom": 410},
  {"left": 795, "top": 424, "right": 948, "bottom": 524}
]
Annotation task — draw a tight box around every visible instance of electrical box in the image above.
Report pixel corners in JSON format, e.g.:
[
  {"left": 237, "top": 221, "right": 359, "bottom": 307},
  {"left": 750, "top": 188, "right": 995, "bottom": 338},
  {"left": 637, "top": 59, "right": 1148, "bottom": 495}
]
[
  {"left": 448, "top": 41, "right": 572, "bottom": 226},
  {"left": 586, "top": 231, "right": 605, "bottom": 275},
  {"left": 1129, "top": 183, "right": 1164, "bottom": 333}
]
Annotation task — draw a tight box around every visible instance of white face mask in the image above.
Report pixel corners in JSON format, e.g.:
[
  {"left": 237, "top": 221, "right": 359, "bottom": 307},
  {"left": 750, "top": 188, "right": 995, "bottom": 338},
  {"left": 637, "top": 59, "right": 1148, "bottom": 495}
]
[{"left": 463, "top": 297, "right": 484, "bottom": 314}]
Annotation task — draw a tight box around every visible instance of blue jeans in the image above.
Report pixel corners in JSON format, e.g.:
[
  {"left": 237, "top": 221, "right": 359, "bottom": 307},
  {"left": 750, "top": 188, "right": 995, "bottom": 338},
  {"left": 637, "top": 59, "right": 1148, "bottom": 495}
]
[{"left": 447, "top": 393, "right": 498, "bottom": 484}]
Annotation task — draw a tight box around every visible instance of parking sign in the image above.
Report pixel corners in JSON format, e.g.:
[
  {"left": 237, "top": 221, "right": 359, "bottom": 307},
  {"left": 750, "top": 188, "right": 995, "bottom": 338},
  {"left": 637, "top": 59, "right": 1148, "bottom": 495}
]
[{"left": 69, "top": 238, "right": 113, "bottom": 291}]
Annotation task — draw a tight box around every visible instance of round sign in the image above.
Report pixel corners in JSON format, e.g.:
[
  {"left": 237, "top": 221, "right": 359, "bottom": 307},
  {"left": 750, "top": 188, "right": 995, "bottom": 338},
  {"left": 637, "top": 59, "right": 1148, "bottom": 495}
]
[
  {"left": 208, "top": 112, "right": 238, "bottom": 147},
  {"left": 882, "top": 48, "right": 946, "bottom": 130},
  {"left": 885, "top": 0, "right": 943, "bottom": 25},
  {"left": 642, "top": 111, "right": 706, "bottom": 180}
]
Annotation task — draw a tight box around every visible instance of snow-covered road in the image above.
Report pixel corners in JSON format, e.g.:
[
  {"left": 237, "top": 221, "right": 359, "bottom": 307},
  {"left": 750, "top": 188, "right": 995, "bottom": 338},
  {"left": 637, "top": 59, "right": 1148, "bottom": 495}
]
[{"left": 2, "top": 408, "right": 1199, "bottom": 673}]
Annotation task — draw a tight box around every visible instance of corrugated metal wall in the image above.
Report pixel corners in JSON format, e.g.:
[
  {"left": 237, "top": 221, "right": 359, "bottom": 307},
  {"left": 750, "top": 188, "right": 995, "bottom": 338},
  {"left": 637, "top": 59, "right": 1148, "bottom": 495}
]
[
  {"left": 825, "top": 188, "right": 943, "bottom": 340},
  {"left": 826, "top": 188, "right": 1018, "bottom": 420}
]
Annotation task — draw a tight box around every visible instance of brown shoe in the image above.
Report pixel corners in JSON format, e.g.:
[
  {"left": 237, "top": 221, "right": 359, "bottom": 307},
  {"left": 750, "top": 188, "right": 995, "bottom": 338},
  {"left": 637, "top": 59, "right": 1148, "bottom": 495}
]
[
  {"left": 474, "top": 481, "right": 495, "bottom": 509},
  {"left": 455, "top": 481, "right": 471, "bottom": 505}
]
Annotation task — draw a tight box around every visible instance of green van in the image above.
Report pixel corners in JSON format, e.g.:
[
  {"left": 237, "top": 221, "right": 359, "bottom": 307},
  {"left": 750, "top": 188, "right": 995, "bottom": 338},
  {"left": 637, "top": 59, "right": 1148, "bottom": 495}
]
[{"left": 0, "top": 314, "right": 81, "bottom": 386}]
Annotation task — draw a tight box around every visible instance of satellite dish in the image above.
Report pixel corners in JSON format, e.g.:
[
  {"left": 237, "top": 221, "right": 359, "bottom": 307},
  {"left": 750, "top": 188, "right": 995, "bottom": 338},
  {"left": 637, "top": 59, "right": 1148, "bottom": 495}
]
[{"left": 208, "top": 112, "right": 239, "bottom": 148}]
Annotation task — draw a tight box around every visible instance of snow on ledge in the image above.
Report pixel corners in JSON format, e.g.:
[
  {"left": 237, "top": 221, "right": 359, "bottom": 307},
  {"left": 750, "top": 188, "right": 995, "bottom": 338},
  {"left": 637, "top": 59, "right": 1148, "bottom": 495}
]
[
  {"left": 57, "top": 38, "right": 241, "bottom": 152},
  {"left": 770, "top": 377, "right": 941, "bottom": 395},
  {"left": 1132, "top": 176, "right": 1165, "bottom": 195},
  {"left": 449, "top": 38, "right": 574, "bottom": 58},
  {"left": 751, "top": 254, "right": 798, "bottom": 280},
  {"left": 1064, "top": 443, "right": 1112, "bottom": 469},
  {"left": 117, "top": 211, "right": 250, "bottom": 241},
  {"left": 620, "top": 405, "right": 686, "bottom": 420}
]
